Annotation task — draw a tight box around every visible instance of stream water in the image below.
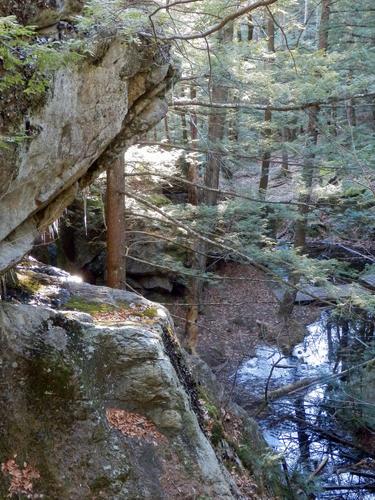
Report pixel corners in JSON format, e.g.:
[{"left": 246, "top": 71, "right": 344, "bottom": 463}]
[{"left": 235, "top": 310, "right": 375, "bottom": 499}]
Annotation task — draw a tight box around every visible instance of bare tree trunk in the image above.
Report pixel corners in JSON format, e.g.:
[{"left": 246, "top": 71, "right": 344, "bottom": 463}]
[
  {"left": 267, "top": 14, "right": 275, "bottom": 52},
  {"left": 228, "top": 92, "right": 239, "bottom": 144},
  {"left": 279, "top": 105, "right": 319, "bottom": 317},
  {"left": 189, "top": 85, "right": 198, "bottom": 142},
  {"left": 185, "top": 24, "right": 233, "bottom": 352},
  {"left": 279, "top": 2, "right": 330, "bottom": 318},
  {"left": 204, "top": 90, "right": 228, "bottom": 204},
  {"left": 182, "top": 86, "right": 199, "bottom": 205},
  {"left": 259, "top": 107, "right": 272, "bottom": 197},
  {"left": 347, "top": 98, "right": 356, "bottom": 127},
  {"left": 318, "top": 0, "right": 330, "bottom": 50},
  {"left": 281, "top": 127, "right": 289, "bottom": 173},
  {"left": 247, "top": 14, "right": 254, "bottom": 41},
  {"left": 331, "top": 99, "right": 338, "bottom": 136},
  {"left": 164, "top": 116, "right": 171, "bottom": 142},
  {"left": 204, "top": 25, "right": 233, "bottom": 205},
  {"left": 184, "top": 240, "right": 206, "bottom": 352},
  {"left": 303, "top": 0, "right": 308, "bottom": 25},
  {"left": 181, "top": 110, "right": 189, "bottom": 144},
  {"left": 106, "top": 155, "right": 126, "bottom": 289},
  {"left": 258, "top": 13, "right": 275, "bottom": 198},
  {"left": 237, "top": 22, "right": 242, "bottom": 42},
  {"left": 294, "top": 105, "right": 319, "bottom": 249}
]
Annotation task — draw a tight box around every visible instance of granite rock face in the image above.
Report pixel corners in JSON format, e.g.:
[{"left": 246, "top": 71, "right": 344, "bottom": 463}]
[
  {"left": 0, "top": 4, "right": 175, "bottom": 274},
  {"left": 0, "top": 260, "right": 237, "bottom": 499}
]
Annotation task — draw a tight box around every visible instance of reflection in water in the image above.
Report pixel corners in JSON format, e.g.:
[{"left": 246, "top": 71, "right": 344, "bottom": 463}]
[
  {"left": 294, "top": 395, "right": 312, "bottom": 469},
  {"left": 236, "top": 310, "right": 375, "bottom": 499}
]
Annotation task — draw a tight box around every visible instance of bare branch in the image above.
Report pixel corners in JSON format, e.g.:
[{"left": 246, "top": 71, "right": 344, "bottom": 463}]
[{"left": 145, "top": 0, "right": 279, "bottom": 40}]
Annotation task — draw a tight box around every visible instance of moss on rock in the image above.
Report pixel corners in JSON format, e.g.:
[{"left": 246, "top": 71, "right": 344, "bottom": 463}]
[{"left": 64, "top": 297, "right": 116, "bottom": 315}]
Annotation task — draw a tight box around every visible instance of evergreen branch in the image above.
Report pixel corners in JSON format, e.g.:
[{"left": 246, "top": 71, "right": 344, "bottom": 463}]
[
  {"left": 124, "top": 189, "right": 337, "bottom": 306},
  {"left": 126, "top": 229, "right": 210, "bottom": 257},
  {"left": 124, "top": 170, "right": 313, "bottom": 207}
]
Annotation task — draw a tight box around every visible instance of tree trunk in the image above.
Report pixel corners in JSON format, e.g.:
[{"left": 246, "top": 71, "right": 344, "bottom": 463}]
[
  {"left": 181, "top": 110, "right": 188, "bottom": 144},
  {"left": 258, "top": 13, "right": 275, "bottom": 198},
  {"left": 259, "top": 106, "right": 272, "bottom": 197},
  {"left": 303, "top": 0, "right": 308, "bottom": 25},
  {"left": 294, "top": 105, "right": 319, "bottom": 249},
  {"left": 189, "top": 85, "right": 198, "bottom": 142},
  {"left": 347, "top": 98, "right": 356, "bottom": 127},
  {"left": 184, "top": 240, "right": 206, "bottom": 353},
  {"left": 228, "top": 92, "right": 239, "bottom": 144},
  {"left": 281, "top": 127, "right": 289, "bottom": 173},
  {"left": 318, "top": 0, "right": 330, "bottom": 51},
  {"left": 247, "top": 14, "right": 254, "bottom": 41},
  {"left": 185, "top": 156, "right": 199, "bottom": 205},
  {"left": 279, "top": 2, "right": 330, "bottom": 317},
  {"left": 106, "top": 155, "right": 126, "bottom": 289},
  {"left": 331, "top": 99, "right": 337, "bottom": 136},
  {"left": 204, "top": 25, "right": 233, "bottom": 205},
  {"left": 279, "top": 105, "right": 319, "bottom": 317},
  {"left": 185, "top": 24, "right": 233, "bottom": 352},
  {"left": 267, "top": 14, "right": 275, "bottom": 52},
  {"left": 164, "top": 116, "right": 171, "bottom": 142}
]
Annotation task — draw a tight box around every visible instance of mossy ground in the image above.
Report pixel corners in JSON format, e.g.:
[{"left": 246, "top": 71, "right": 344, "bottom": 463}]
[
  {"left": 64, "top": 297, "right": 116, "bottom": 315},
  {"left": 16, "top": 272, "right": 43, "bottom": 294},
  {"left": 64, "top": 297, "right": 159, "bottom": 322},
  {"left": 148, "top": 193, "right": 172, "bottom": 207}
]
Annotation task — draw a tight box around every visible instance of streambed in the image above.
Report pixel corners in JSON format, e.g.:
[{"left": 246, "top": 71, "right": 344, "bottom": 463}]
[{"left": 235, "top": 311, "right": 375, "bottom": 499}]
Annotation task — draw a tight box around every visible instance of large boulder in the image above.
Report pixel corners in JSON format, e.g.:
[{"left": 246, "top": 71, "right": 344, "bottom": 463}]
[
  {"left": 0, "top": 260, "right": 238, "bottom": 498},
  {"left": 0, "top": 5, "right": 176, "bottom": 274}
]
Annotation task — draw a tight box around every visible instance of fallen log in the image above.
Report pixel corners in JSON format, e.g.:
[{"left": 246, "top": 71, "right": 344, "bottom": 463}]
[{"left": 244, "top": 377, "right": 321, "bottom": 408}]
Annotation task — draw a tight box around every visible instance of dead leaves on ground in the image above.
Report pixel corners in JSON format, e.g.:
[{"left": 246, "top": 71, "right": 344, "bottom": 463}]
[
  {"left": 1, "top": 457, "right": 40, "bottom": 498},
  {"left": 106, "top": 408, "right": 166, "bottom": 445}
]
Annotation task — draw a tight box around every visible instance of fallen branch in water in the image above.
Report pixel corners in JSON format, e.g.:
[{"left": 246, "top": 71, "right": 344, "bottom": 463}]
[
  {"left": 286, "top": 415, "right": 375, "bottom": 456},
  {"left": 266, "top": 377, "right": 320, "bottom": 399},
  {"left": 246, "top": 377, "right": 321, "bottom": 408},
  {"left": 308, "top": 456, "right": 329, "bottom": 481},
  {"left": 245, "top": 356, "right": 375, "bottom": 408}
]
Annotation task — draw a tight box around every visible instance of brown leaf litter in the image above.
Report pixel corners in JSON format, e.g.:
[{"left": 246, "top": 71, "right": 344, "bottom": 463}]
[
  {"left": 106, "top": 408, "right": 166, "bottom": 445},
  {"left": 1, "top": 457, "right": 40, "bottom": 498}
]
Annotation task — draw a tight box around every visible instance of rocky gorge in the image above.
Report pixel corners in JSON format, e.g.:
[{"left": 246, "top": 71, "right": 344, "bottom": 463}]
[
  {"left": 1, "top": 0, "right": 374, "bottom": 498},
  {"left": 0, "top": 2, "right": 284, "bottom": 498}
]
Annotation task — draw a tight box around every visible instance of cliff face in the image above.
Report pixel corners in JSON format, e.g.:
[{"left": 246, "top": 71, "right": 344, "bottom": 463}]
[
  {"left": 0, "top": 260, "right": 237, "bottom": 498},
  {"left": 0, "top": 6, "right": 175, "bottom": 274}
]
